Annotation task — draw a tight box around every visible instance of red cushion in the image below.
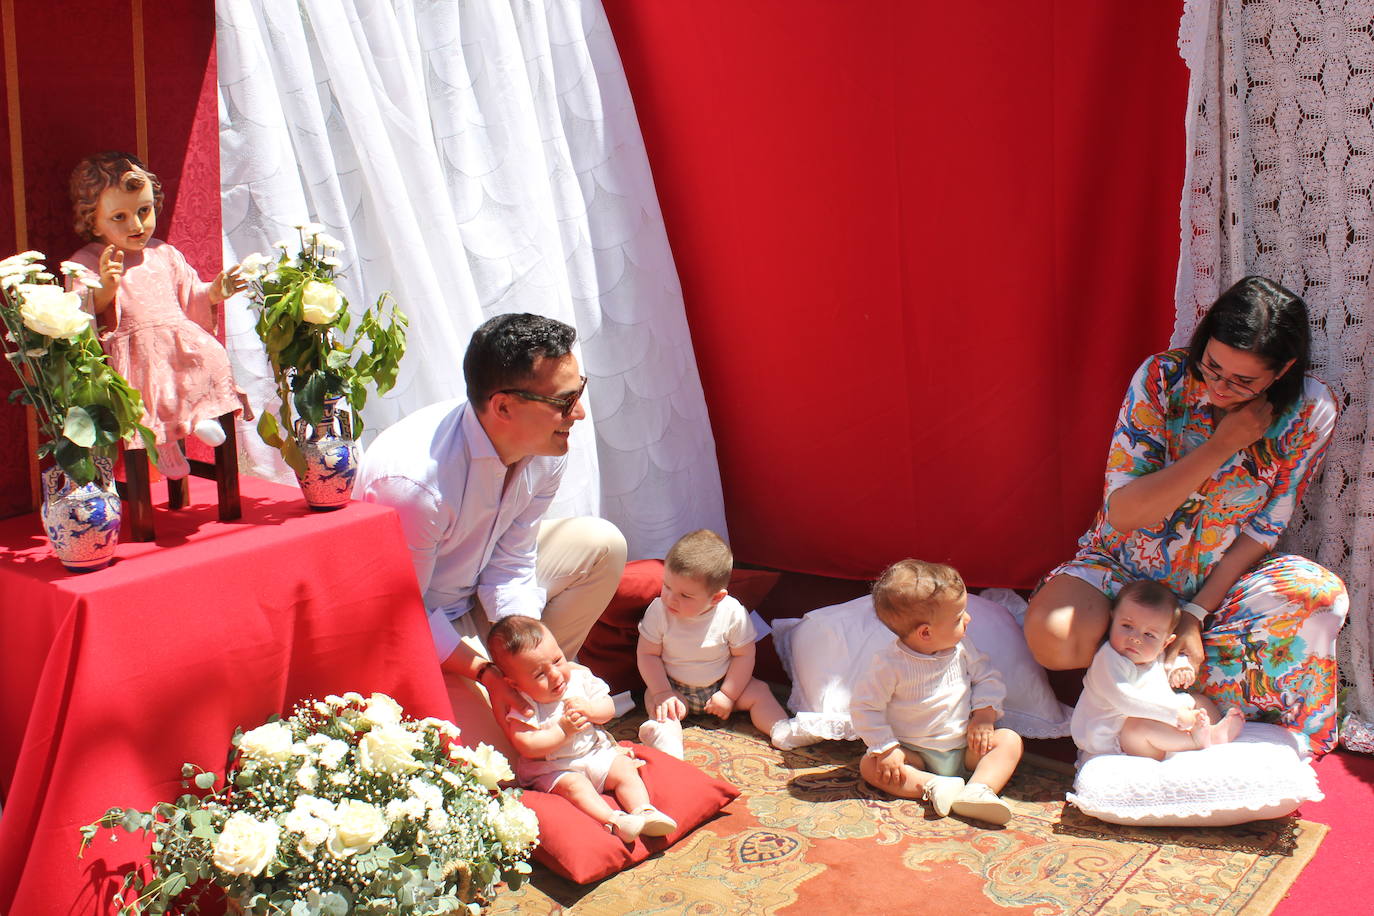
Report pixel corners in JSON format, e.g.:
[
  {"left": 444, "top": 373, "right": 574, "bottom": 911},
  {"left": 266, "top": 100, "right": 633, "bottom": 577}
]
[{"left": 520, "top": 742, "right": 739, "bottom": 883}]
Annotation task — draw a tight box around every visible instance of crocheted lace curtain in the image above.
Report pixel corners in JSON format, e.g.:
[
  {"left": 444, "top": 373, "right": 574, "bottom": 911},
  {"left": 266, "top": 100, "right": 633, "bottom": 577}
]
[
  {"left": 1175, "top": 0, "right": 1374, "bottom": 750},
  {"left": 214, "top": 0, "right": 727, "bottom": 561}
]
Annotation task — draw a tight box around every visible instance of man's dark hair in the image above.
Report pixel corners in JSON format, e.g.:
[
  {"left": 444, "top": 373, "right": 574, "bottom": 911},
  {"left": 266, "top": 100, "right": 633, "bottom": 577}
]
[
  {"left": 1186, "top": 276, "right": 1310, "bottom": 414},
  {"left": 463, "top": 313, "right": 576, "bottom": 409}
]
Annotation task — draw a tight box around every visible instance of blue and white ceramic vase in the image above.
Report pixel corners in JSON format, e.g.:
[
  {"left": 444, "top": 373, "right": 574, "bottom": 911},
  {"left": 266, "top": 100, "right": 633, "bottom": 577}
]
[
  {"left": 40, "top": 456, "right": 121, "bottom": 572},
  {"left": 293, "top": 394, "right": 357, "bottom": 511}
]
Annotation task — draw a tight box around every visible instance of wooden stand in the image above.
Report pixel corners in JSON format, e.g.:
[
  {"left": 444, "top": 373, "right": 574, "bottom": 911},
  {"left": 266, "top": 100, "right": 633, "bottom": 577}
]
[{"left": 119, "top": 414, "right": 242, "bottom": 541}]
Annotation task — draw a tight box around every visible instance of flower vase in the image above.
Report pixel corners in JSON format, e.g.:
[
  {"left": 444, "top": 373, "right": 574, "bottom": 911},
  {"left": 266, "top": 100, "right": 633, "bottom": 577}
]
[
  {"left": 292, "top": 394, "right": 357, "bottom": 510},
  {"left": 40, "top": 456, "right": 121, "bottom": 572}
]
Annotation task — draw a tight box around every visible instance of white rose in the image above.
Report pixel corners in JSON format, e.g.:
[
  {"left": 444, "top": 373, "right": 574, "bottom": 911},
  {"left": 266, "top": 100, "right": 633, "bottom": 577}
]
[
  {"left": 450, "top": 743, "right": 513, "bottom": 790},
  {"left": 360, "top": 693, "right": 404, "bottom": 726},
  {"left": 327, "top": 799, "right": 388, "bottom": 858},
  {"left": 300, "top": 280, "right": 344, "bottom": 324},
  {"left": 17, "top": 285, "right": 90, "bottom": 340},
  {"left": 238, "top": 722, "right": 296, "bottom": 763},
  {"left": 237, "top": 252, "right": 273, "bottom": 280},
  {"left": 491, "top": 797, "right": 540, "bottom": 851},
  {"left": 358, "top": 723, "right": 422, "bottom": 775},
  {"left": 212, "top": 812, "right": 279, "bottom": 876},
  {"left": 420, "top": 717, "right": 461, "bottom": 741}
]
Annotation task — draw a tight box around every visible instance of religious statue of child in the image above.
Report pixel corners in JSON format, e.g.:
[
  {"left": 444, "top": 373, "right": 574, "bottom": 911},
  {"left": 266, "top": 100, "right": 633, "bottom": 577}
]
[{"left": 67, "top": 151, "right": 250, "bottom": 478}]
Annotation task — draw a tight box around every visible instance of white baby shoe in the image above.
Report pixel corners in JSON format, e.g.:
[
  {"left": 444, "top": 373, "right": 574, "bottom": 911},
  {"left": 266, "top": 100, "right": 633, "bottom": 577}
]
[
  {"left": 923, "top": 775, "right": 966, "bottom": 817},
  {"left": 607, "top": 811, "right": 644, "bottom": 843},
  {"left": 950, "top": 782, "right": 1012, "bottom": 826},
  {"left": 633, "top": 805, "right": 678, "bottom": 837}
]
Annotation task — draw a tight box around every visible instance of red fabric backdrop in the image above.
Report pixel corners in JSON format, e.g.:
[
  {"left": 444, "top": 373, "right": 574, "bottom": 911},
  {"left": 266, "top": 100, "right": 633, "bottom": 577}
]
[
  {"left": 0, "top": 0, "right": 221, "bottom": 518},
  {"left": 602, "top": 1, "right": 1189, "bottom": 587}
]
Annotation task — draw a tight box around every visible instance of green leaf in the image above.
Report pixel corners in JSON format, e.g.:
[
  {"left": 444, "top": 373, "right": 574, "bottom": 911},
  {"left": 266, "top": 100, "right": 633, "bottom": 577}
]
[
  {"left": 193, "top": 771, "right": 216, "bottom": 789},
  {"left": 62, "top": 406, "right": 96, "bottom": 447},
  {"left": 189, "top": 809, "right": 213, "bottom": 829},
  {"left": 160, "top": 872, "right": 188, "bottom": 897},
  {"left": 293, "top": 372, "right": 326, "bottom": 425},
  {"left": 256, "top": 411, "right": 285, "bottom": 448}
]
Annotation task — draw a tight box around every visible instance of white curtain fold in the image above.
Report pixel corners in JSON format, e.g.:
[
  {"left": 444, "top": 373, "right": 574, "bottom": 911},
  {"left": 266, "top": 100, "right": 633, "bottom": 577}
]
[
  {"left": 216, "top": 0, "right": 727, "bottom": 560},
  {"left": 1175, "top": 0, "right": 1374, "bottom": 750}
]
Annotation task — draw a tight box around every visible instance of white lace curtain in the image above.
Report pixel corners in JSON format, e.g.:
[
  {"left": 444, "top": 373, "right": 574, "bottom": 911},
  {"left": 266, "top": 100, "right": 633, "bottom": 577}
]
[
  {"left": 215, "top": 0, "right": 727, "bottom": 560},
  {"left": 1176, "top": 0, "right": 1374, "bottom": 749}
]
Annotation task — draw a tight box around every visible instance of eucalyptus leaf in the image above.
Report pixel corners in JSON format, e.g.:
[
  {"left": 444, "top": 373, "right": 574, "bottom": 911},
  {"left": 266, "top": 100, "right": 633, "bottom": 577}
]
[{"left": 193, "top": 772, "right": 216, "bottom": 789}]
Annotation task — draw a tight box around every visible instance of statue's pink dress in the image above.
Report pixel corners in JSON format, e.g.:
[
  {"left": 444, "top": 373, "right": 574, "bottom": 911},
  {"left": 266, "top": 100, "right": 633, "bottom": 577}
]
[{"left": 70, "top": 239, "right": 248, "bottom": 446}]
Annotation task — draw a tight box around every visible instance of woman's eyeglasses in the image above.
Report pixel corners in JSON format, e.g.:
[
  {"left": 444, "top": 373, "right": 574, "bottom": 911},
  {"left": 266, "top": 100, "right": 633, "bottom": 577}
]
[
  {"left": 1196, "top": 359, "right": 1264, "bottom": 398},
  {"left": 498, "top": 376, "right": 588, "bottom": 417}
]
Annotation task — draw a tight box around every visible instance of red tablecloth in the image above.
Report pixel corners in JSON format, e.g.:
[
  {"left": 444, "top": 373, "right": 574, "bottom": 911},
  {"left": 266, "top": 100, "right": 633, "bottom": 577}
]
[{"left": 0, "top": 476, "right": 450, "bottom": 914}]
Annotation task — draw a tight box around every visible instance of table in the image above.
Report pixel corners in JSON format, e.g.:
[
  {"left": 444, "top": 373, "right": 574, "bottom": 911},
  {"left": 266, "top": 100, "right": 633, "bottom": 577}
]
[{"left": 0, "top": 476, "right": 451, "bottom": 914}]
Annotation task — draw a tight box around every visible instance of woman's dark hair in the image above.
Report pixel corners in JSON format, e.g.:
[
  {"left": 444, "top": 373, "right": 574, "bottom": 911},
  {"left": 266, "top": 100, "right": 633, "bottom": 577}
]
[
  {"left": 463, "top": 313, "right": 576, "bottom": 409},
  {"left": 1187, "top": 275, "right": 1310, "bottom": 414}
]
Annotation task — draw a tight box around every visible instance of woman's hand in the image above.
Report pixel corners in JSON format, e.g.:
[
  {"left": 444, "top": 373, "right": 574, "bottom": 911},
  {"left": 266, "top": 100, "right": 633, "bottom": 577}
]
[
  {"left": 1165, "top": 614, "right": 1205, "bottom": 689},
  {"left": 1211, "top": 397, "right": 1274, "bottom": 453}
]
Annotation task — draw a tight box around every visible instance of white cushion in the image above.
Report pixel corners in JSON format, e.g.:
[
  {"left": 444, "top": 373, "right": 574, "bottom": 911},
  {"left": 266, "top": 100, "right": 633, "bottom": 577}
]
[
  {"left": 1067, "top": 723, "right": 1322, "bottom": 826},
  {"left": 772, "top": 592, "right": 1072, "bottom": 743}
]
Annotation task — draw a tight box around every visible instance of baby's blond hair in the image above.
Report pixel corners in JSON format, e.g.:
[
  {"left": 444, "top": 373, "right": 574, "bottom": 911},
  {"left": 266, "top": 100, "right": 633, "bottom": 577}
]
[
  {"left": 871, "top": 559, "right": 966, "bottom": 637},
  {"left": 664, "top": 529, "right": 733, "bottom": 592}
]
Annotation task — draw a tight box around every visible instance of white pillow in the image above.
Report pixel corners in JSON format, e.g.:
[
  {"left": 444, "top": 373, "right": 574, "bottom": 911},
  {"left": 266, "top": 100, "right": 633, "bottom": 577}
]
[
  {"left": 1067, "top": 723, "right": 1322, "bottom": 826},
  {"left": 771, "top": 592, "right": 1072, "bottom": 743}
]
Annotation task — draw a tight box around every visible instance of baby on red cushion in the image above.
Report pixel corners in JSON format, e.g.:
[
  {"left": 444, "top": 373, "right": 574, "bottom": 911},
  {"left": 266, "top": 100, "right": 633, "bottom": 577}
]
[{"left": 487, "top": 614, "right": 676, "bottom": 844}]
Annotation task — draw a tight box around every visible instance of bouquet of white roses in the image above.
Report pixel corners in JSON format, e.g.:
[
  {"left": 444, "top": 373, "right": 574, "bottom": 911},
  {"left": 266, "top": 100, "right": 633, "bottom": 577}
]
[
  {"left": 80, "top": 693, "right": 537, "bottom": 915},
  {"left": 0, "top": 250, "right": 155, "bottom": 483},
  {"left": 239, "top": 225, "right": 406, "bottom": 476}
]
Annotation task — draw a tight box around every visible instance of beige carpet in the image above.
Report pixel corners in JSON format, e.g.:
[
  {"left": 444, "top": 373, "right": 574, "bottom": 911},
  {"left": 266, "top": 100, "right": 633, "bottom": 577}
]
[{"left": 489, "top": 717, "right": 1325, "bottom": 915}]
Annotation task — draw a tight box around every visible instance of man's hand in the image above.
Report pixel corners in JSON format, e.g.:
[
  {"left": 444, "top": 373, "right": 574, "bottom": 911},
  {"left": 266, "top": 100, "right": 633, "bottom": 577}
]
[
  {"left": 704, "top": 690, "right": 735, "bottom": 719},
  {"left": 476, "top": 663, "right": 531, "bottom": 722}
]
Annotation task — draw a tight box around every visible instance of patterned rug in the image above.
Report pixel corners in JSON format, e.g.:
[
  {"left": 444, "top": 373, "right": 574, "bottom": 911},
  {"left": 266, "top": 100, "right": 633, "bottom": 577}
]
[{"left": 489, "top": 717, "right": 1325, "bottom": 915}]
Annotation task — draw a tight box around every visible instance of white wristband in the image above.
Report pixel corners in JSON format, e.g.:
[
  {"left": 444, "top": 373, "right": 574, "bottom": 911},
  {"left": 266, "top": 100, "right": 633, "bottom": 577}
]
[{"left": 1181, "top": 601, "right": 1209, "bottom": 622}]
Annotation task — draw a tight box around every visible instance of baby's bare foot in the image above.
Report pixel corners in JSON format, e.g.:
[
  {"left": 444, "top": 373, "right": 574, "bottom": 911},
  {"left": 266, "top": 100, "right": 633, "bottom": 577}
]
[
  {"left": 1210, "top": 708, "right": 1245, "bottom": 746},
  {"left": 1191, "top": 711, "right": 1214, "bottom": 749}
]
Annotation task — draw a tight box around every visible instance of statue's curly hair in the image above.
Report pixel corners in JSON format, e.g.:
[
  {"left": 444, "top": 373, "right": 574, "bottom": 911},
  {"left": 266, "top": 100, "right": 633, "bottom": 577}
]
[{"left": 69, "top": 151, "right": 164, "bottom": 242}]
